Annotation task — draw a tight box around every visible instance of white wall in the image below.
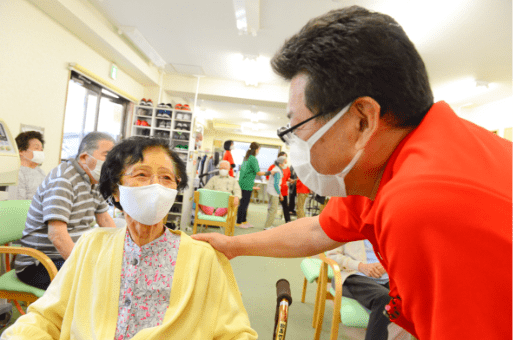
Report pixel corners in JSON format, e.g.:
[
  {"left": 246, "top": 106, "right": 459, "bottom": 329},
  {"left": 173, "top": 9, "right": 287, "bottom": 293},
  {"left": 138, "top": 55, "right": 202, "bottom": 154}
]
[
  {"left": 457, "top": 96, "right": 513, "bottom": 140},
  {"left": 0, "top": 0, "right": 145, "bottom": 173}
]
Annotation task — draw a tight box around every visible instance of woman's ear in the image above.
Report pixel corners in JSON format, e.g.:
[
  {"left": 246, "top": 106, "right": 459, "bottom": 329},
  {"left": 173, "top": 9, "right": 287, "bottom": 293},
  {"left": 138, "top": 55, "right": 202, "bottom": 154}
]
[
  {"left": 112, "top": 188, "right": 120, "bottom": 202},
  {"left": 352, "top": 97, "right": 380, "bottom": 150}
]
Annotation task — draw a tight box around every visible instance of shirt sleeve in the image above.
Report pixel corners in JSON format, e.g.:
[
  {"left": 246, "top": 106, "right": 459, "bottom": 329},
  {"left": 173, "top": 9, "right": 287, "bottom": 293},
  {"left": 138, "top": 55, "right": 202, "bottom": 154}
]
[
  {"left": 204, "top": 176, "right": 215, "bottom": 190},
  {"left": 7, "top": 184, "right": 18, "bottom": 200},
  {"left": 232, "top": 180, "right": 242, "bottom": 199},
  {"left": 274, "top": 173, "right": 281, "bottom": 194},
  {"left": 318, "top": 196, "right": 368, "bottom": 242},
  {"left": 94, "top": 190, "right": 109, "bottom": 214},
  {"left": 325, "top": 244, "right": 362, "bottom": 272},
  {"left": 41, "top": 177, "right": 74, "bottom": 224},
  {"left": 250, "top": 157, "right": 260, "bottom": 174},
  {"left": 266, "top": 164, "right": 275, "bottom": 180}
]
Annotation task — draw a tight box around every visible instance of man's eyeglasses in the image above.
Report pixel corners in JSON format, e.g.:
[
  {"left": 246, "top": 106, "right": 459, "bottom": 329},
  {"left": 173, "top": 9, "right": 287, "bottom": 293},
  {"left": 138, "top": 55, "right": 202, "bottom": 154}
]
[{"left": 277, "top": 111, "right": 325, "bottom": 144}]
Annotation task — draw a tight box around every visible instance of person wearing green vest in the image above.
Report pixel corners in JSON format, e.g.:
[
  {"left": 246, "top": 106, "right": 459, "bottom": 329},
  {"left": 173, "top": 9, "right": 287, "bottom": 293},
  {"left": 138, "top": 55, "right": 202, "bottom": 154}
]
[{"left": 236, "top": 142, "right": 269, "bottom": 227}]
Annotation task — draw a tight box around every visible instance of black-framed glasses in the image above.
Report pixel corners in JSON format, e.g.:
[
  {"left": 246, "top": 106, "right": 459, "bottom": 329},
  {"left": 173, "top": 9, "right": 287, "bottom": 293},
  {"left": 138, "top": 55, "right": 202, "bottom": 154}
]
[{"left": 276, "top": 111, "right": 325, "bottom": 144}]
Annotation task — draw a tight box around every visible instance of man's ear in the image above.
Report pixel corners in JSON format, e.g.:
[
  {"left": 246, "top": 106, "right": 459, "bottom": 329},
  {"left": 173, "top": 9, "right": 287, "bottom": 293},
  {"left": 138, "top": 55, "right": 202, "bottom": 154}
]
[
  {"left": 352, "top": 97, "right": 380, "bottom": 150},
  {"left": 78, "top": 152, "right": 88, "bottom": 164}
]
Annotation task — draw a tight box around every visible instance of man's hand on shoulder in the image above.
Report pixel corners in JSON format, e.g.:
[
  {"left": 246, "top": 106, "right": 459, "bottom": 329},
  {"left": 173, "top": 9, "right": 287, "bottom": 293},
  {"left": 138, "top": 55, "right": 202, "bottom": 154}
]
[{"left": 191, "top": 233, "right": 238, "bottom": 260}]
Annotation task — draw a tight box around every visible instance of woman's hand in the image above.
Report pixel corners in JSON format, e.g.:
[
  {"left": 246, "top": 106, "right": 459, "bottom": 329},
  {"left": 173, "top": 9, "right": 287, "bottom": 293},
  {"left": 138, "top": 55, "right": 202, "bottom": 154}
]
[
  {"left": 191, "top": 233, "right": 238, "bottom": 259},
  {"left": 280, "top": 195, "right": 284, "bottom": 201}
]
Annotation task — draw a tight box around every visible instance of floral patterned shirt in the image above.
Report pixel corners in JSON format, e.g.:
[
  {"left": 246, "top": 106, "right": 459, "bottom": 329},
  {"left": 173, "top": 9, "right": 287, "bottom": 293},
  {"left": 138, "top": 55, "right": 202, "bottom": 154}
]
[{"left": 114, "top": 228, "right": 181, "bottom": 340}]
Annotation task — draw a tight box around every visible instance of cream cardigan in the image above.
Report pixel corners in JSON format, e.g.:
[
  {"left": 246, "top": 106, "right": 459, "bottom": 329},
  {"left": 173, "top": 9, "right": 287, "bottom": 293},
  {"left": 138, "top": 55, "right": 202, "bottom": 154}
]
[
  {"left": 325, "top": 240, "right": 367, "bottom": 286},
  {"left": 2, "top": 227, "right": 257, "bottom": 340}
]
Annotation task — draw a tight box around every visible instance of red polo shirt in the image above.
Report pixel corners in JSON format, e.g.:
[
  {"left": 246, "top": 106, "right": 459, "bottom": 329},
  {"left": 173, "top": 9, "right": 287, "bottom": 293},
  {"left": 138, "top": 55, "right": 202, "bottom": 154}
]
[
  {"left": 296, "top": 178, "right": 310, "bottom": 194},
  {"left": 319, "top": 101, "right": 512, "bottom": 339}
]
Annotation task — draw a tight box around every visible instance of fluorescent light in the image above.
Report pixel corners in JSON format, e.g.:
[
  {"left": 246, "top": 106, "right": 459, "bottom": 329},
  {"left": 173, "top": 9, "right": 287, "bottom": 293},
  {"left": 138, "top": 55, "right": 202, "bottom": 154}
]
[
  {"left": 241, "top": 54, "right": 260, "bottom": 86},
  {"left": 232, "top": 0, "right": 260, "bottom": 36},
  {"left": 119, "top": 26, "right": 167, "bottom": 68}
]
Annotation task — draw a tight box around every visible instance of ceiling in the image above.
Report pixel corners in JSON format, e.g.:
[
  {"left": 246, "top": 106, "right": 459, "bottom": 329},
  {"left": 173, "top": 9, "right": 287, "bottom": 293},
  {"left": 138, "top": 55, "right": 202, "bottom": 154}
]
[{"left": 87, "top": 0, "right": 512, "bottom": 139}]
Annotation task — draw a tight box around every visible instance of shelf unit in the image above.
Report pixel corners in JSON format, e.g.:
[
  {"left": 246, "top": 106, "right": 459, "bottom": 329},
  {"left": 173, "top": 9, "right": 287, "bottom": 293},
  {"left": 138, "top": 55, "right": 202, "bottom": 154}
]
[{"left": 131, "top": 105, "right": 195, "bottom": 230}]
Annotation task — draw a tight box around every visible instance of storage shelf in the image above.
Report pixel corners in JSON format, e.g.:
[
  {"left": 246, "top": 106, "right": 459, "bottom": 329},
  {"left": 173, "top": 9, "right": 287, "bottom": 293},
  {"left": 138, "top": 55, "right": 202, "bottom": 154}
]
[
  {"left": 174, "top": 119, "right": 192, "bottom": 123},
  {"left": 133, "top": 126, "right": 151, "bottom": 129},
  {"left": 155, "top": 117, "right": 172, "bottom": 120},
  {"left": 168, "top": 212, "right": 181, "bottom": 216},
  {"left": 154, "top": 127, "right": 171, "bottom": 131}
]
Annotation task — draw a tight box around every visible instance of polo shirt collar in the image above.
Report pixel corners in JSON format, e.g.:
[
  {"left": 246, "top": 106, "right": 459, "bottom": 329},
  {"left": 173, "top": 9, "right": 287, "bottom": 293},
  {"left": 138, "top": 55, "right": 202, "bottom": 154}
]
[
  {"left": 361, "top": 101, "right": 448, "bottom": 225},
  {"left": 71, "top": 159, "right": 92, "bottom": 186}
]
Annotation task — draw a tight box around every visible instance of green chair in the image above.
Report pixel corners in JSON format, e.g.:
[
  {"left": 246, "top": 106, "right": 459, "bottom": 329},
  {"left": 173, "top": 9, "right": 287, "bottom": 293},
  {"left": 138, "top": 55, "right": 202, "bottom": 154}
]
[
  {"left": 312, "top": 253, "right": 370, "bottom": 340},
  {"left": 0, "top": 200, "right": 58, "bottom": 315},
  {"left": 300, "top": 257, "right": 334, "bottom": 303},
  {"left": 193, "top": 189, "right": 237, "bottom": 236}
]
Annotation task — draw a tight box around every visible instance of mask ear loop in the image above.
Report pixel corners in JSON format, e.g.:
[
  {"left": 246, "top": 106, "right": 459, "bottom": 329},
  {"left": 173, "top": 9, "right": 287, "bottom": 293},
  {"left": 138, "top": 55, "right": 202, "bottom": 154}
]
[{"left": 306, "top": 102, "right": 353, "bottom": 148}]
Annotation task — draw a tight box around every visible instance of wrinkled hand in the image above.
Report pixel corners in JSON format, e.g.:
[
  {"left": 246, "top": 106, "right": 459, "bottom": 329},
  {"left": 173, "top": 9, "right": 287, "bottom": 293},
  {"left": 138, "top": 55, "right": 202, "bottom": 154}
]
[
  {"left": 358, "top": 262, "right": 386, "bottom": 278},
  {"left": 279, "top": 195, "right": 284, "bottom": 201},
  {"left": 233, "top": 197, "right": 240, "bottom": 206},
  {"left": 191, "top": 233, "right": 238, "bottom": 259}
]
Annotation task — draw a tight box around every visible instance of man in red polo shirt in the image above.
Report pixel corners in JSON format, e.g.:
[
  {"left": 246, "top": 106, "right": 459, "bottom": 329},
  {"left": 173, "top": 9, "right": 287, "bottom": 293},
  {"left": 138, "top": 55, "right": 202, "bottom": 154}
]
[{"left": 193, "top": 6, "right": 512, "bottom": 339}]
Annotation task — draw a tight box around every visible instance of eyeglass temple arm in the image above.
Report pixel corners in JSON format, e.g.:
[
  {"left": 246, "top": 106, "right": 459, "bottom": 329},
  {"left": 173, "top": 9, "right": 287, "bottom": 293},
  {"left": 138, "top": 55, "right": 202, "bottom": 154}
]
[{"left": 277, "top": 111, "right": 325, "bottom": 138}]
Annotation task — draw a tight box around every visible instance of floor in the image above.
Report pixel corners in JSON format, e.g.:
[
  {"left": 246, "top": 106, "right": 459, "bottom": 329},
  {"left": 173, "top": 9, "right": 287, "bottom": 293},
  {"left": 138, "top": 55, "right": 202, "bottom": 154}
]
[{"left": 1, "top": 201, "right": 367, "bottom": 339}]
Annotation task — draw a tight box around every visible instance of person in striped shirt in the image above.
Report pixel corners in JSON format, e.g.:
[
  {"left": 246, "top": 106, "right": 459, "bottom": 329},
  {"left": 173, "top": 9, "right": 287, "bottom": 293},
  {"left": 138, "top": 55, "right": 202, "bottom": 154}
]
[{"left": 15, "top": 132, "right": 117, "bottom": 290}]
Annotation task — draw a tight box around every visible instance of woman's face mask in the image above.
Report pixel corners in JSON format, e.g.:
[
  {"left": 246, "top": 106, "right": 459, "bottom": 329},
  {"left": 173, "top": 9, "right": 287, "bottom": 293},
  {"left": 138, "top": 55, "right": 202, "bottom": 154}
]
[{"left": 118, "top": 184, "right": 177, "bottom": 225}]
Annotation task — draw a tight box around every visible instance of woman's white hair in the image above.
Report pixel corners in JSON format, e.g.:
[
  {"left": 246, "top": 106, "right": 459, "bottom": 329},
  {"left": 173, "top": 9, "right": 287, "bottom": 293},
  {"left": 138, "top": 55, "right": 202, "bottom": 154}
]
[{"left": 219, "top": 160, "right": 230, "bottom": 167}]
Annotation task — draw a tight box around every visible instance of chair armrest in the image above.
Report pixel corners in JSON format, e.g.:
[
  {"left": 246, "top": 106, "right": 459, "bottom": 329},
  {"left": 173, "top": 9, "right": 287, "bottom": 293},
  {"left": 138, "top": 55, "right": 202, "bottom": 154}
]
[
  {"left": 318, "top": 253, "right": 343, "bottom": 305},
  {"left": 228, "top": 195, "right": 236, "bottom": 208},
  {"left": 0, "top": 246, "right": 59, "bottom": 281},
  {"left": 317, "top": 252, "right": 343, "bottom": 340}
]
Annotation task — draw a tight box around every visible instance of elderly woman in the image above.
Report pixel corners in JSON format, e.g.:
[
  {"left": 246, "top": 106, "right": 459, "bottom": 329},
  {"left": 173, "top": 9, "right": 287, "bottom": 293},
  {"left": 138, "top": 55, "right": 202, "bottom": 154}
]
[{"left": 2, "top": 137, "right": 257, "bottom": 340}]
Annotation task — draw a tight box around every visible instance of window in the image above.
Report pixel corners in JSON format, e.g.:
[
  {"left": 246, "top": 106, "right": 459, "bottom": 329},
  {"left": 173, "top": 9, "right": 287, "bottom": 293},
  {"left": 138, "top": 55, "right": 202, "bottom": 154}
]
[
  {"left": 61, "top": 71, "right": 128, "bottom": 160},
  {"left": 232, "top": 141, "right": 280, "bottom": 173}
]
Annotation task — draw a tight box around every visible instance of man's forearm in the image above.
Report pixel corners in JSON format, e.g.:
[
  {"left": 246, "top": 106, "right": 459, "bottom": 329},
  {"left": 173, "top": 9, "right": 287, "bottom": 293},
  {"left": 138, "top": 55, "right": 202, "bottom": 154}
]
[
  {"left": 96, "top": 212, "right": 116, "bottom": 228},
  {"left": 48, "top": 223, "right": 75, "bottom": 260},
  {"left": 231, "top": 216, "right": 342, "bottom": 258}
]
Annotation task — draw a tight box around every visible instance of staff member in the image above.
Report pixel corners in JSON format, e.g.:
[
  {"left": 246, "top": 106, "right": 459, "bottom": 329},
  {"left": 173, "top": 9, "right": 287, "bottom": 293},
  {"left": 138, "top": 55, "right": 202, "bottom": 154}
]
[
  {"left": 193, "top": 6, "right": 512, "bottom": 340},
  {"left": 266, "top": 151, "right": 291, "bottom": 223},
  {"left": 236, "top": 142, "right": 268, "bottom": 227},
  {"left": 222, "top": 140, "right": 236, "bottom": 177}
]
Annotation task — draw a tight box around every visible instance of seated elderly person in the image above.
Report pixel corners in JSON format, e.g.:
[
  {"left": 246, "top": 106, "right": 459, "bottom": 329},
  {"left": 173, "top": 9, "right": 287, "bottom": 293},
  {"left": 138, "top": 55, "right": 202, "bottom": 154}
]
[
  {"left": 2, "top": 137, "right": 257, "bottom": 340},
  {"left": 7, "top": 131, "right": 46, "bottom": 200},
  {"left": 200, "top": 160, "right": 242, "bottom": 217}
]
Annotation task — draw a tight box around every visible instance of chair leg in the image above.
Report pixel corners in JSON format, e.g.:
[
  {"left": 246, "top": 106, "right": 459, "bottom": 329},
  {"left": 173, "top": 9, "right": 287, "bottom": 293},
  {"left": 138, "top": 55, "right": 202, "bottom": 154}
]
[
  {"left": 301, "top": 277, "right": 307, "bottom": 303},
  {"left": 193, "top": 220, "right": 198, "bottom": 234},
  {"left": 312, "top": 278, "right": 321, "bottom": 328},
  {"left": 12, "top": 300, "right": 25, "bottom": 315}
]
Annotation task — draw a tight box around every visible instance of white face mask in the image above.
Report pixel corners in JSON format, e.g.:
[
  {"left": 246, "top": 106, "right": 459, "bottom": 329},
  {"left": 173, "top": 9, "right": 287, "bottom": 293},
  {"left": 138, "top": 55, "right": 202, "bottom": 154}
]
[
  {"left": 288, "top": 102, "right": 363, "bottom": 197},
  {"left": 23, "top": 150, "right": 45, "bottom": 164},
  {"left": 87, "top": 154, "right": 104, "bottom": 182},
  {"left": 118, "top": 184, "right": 178, "bottom": 225},
  {"left": 219, "top": 169, "right": 229, "bottom": 177},
  {"left": 230, "top": 145, "right": 235, "bottom": 150}
]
